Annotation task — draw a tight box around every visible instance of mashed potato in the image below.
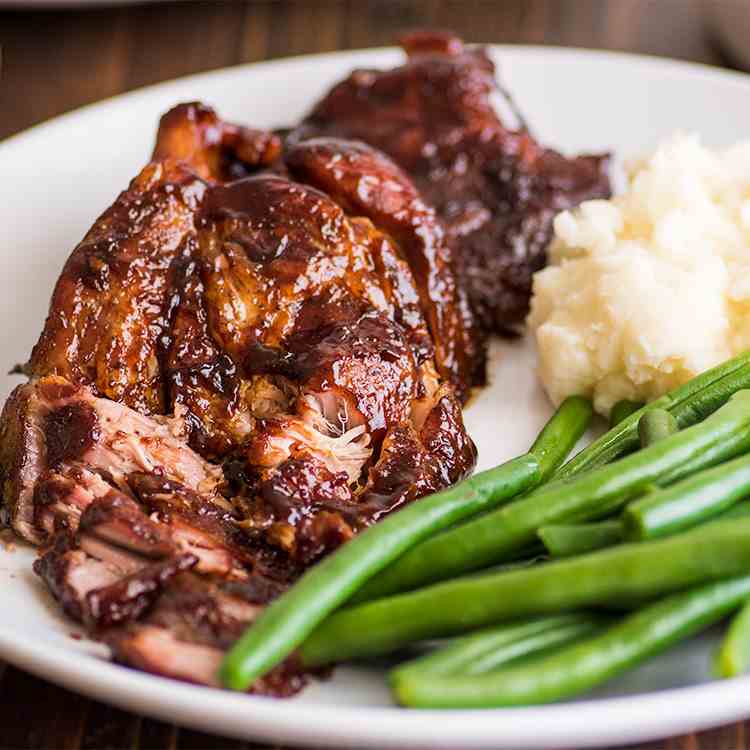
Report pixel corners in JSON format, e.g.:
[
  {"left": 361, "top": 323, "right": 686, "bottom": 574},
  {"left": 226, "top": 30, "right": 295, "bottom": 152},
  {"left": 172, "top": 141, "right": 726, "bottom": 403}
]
[{"left": 528, "top": 133, "right": 750, "bottom": 416}]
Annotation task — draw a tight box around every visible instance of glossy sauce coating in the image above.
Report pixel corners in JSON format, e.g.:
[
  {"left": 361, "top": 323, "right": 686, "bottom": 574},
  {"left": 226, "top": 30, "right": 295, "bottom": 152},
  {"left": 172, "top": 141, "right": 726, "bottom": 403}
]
[
  {"left": 291, "top": 31, "right": 611, "bottom": 335},
  {"left": 24, "top": 102, "right": 476, "bottom": 566},
  {"left": 285, "top": 137, "right": 481, "bottom": 397}
]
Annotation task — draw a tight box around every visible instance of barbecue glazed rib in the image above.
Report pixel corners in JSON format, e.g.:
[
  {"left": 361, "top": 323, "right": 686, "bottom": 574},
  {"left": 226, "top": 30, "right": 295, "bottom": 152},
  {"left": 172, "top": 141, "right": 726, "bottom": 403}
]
[
  {"left": 26, "top": 103, "right": 284, "bottom": 416},
  {"left": 21, "top": 103, "right": 476, "bottom": 537},
  {"left": 290, "top": 30, "right": 612, "bottom": 335},
  {"left": 34, "top": 489, "right": 303, "bottom": 693},
  {"left": 0, "top": 33, "right": 604, "bottom": 694},
  {"left": 0, "top": 376, "right": 223, "bottom": 546},
  {"left": 1, "top": 99, "right": 477, "bottom": 691}
]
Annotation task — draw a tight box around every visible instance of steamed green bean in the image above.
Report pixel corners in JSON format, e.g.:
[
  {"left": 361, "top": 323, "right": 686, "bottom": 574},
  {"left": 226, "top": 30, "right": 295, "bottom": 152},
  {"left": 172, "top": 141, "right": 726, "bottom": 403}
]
[
  {"left": 638, "top": 408, "right": 678, "bottom": 447},
  {"left": 219, "top": 453, "right": 539, "bottom": 690},
  {"left": 353, "top": 391, "right": 750, "bottom": 603},
  {"left": 557, "top": 352, "right": 750, "bottom": 479},
  {"left": 610, "top": 400, "right": 643, "bottom": 427},
  {"left": 538, "top": 521, "right": 623, "bottom": 557},
  {"left": 530, "top": 396, "right": 593, "bottom": 482},
  {"left": 393, "top": 613, "right": 605, "bottom": 678},
  {"left": 715, "top": 599, "right": 750, "bottom": 678},
  {"left": 302, "top": 516, "right": 750, "bottom": 665},
  {"left": 392, "top": 576, "right": 750, "bottom": 707},
  {"left": 624, "top": 452, "right": 750, "bottom": 541}
]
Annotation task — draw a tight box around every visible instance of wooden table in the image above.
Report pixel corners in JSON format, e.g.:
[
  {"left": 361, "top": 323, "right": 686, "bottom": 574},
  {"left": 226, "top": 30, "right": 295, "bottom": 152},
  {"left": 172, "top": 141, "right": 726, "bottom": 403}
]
[{"left": 0, "top": 1, "right": 745, "bottom": 748}]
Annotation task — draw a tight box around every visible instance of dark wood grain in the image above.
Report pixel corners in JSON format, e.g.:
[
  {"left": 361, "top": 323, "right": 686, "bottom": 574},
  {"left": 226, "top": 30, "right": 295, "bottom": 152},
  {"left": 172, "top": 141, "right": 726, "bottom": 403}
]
[
  {"left": 0, "top": 0, "right": 731, "bottom": 141},
  {"left": 0, "top": 1, "right": 745, "bottom": 748}
]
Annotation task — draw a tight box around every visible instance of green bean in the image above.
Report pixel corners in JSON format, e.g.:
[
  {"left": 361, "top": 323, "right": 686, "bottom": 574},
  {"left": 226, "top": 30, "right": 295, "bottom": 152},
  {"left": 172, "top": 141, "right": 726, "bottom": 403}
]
[
  {"left": 551, "top": 497, "right": 750, "bottom": 563},
  {"left": 529, "top": 397, "right": 593, "bottom": 482},
  {"left": 352, "top": 391, "right": 750, "bottom": 603},
  {"left": 392, "top": 614, "right": 606, "bottom": 679},
  {"left": 639, "top": 408, "right": 678, "bottom": 447},
  {"left": 477, "top": 552, "right": 548, "bottom": 577},
  {"left": 556, "top": 352, "right": 750, "bottom": 479},
  {"left": 566, "top": 492, "right": 630, "bottom": 522},
  {"left": 718, "top": 499, "right": 750, "bottom": 521},
  {"left": 549, "top": 499, "right": 750, "bottom": 563},
  {"left": 655, "top": 423, "right": 750, "bottom": 487},
  {"left": 715, "top": 599, "right": 750, "bottom": 678},
  {"left": 218, "top": 453, "right": 539, "bottom": 690},
  {"left": 610, "top": 400, "right": 643, "bottom": 427},
  {"left": 623, "top": 452, "right": 750, "bottom": 541},
  {"left": 671, "top": 361, "right": 750, "bottom": 427},
  {"left": 300, "top": 516, "right": 750, "bottom": 665},
  {"left": 538, "top": 521, "right": 623, "bottom": 557},
  {"left": 392, "top": 576, "right": 750, "bottom": 708}
]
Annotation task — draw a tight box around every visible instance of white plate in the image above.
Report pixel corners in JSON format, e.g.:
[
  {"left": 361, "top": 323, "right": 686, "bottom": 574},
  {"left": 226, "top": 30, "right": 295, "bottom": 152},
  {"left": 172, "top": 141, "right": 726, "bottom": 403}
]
[{"left": 3, "top": 46, "right": 750, "bottom": 750}]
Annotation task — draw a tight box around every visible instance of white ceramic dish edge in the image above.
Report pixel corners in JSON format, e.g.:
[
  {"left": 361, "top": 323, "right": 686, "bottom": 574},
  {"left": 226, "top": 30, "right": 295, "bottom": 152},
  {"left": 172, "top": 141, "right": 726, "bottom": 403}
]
[{"left": 4, "top": 45, "right": 750, "bottom": 748}]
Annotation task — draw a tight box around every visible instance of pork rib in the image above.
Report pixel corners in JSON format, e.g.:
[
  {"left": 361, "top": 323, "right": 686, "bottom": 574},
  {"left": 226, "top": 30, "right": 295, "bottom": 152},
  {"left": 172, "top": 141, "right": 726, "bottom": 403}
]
[
  {"left": 290, "top": 30, "right": 611, "bottom": 335},
  {"left": 2, "top": 77, "right": 495, "bottom": 696},
  {"left": 285, "top": 137, "right": 483, "bottom": 396},
  {"left": 0, "top": 376, "right": 222, "bottom": 545},
  {"left": 35, "top": 488, "right": 301, "bottom": 691}
]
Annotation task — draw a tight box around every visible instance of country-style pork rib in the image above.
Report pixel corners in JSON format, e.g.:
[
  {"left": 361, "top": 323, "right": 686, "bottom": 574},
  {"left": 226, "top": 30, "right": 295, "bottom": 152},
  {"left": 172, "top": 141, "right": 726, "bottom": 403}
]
[
  {"left": 0, "top": 376, "right": 223, "bottom": 545},
  {"left": 1, "top": 93, "right": 478, "bottom": 693},
  {"left": 25, "top": 103, "right": 285, "bottom": 418},
  {"left": 18, "top": 100, "right": 475, "bottom": 537},
  {"left": 285, "top": 137, "right": 484, "bottom": 393},
  {"left": 0, "top": 32, "right": 604, "bottom": 696},
  {"left": 290, "top": 30, "right": 611, "bottom": 335},
  {"left": 34, "top": 488, "right": 303, "bottom": 693}
]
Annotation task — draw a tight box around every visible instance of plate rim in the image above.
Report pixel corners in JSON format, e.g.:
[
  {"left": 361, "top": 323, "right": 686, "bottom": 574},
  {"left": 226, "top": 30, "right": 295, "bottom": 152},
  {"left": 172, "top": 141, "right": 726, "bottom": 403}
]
[
  {"left": 4, "top": 43, "right": 750, "bottom": 748},
  {"left": 3, "top": 620, "right": 750, "bottom": 749},
  {"left": 5, "top": 41, "right": 750, "bottom": 152}
]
